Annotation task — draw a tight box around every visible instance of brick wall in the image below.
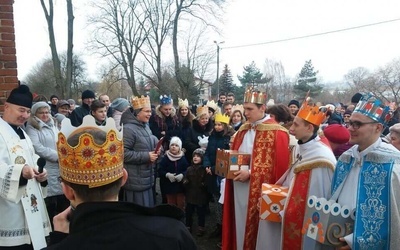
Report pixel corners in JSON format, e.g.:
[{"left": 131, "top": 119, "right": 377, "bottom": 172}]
[{"left": 0, "top": 0, "right": 18, "bottom": 113}]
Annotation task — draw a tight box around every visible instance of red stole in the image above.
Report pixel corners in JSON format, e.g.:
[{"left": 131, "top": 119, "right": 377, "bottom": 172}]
[
  {"left": 281, "top": 169, "right": 312, "bottom": 250},
  {"left": 222, "top": 119, "right": 290, "bottom": 250}
]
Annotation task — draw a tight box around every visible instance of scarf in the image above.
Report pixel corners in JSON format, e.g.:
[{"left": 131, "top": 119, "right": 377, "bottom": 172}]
[{"left": 166, "top": 150, "right": 184, "bottom": 161}]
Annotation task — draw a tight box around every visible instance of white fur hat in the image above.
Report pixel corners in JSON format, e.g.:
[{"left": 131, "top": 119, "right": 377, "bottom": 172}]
[{"left": 170, "top": 136, "right": 182, "bottom": 150}]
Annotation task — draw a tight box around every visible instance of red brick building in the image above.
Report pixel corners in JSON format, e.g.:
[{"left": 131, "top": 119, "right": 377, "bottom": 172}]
[{"left": 0, "top": 0, "right": 18, "bottom": 113}]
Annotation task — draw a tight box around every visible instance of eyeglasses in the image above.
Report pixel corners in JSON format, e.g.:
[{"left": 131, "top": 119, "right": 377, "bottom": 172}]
[{"left": 348, "top": 120, "right": 378, "bottom": 129}]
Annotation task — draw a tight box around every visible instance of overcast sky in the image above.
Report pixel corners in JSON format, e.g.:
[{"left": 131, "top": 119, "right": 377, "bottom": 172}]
[{"left": 13, "top": 0, "right": 400, "bottom": 84}]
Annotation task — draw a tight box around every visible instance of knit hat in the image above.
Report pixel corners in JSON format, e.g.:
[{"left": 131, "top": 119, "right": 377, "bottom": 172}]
[
  {"left": 54, "top": 113, "right": 66, "bottom": 124},
  {"left": 266, "top": 99, "right": 275, "bottom": 108},
  {"left": 110, "top": 98, "right": 130, "bottom": 112},
  {"left": 351, "top": 93, "right": 362, "bottom": 104},
  {"left": 6, "top": 85, "right": 33, "bottom": 108},
  {"left": 169, "top": 136, "right": 182, "bottom": 150},
  {"left": 81, "top": 90, "right": 95, "bottom": 100},
  {"left": 67, "top": 99, "right": 76, "bottom": 105},
  {"left": 193, "top": 148, "right": 205, "bottom": 158},
  {"left": 57, "top": 100, "right": 70, "bottom": 109},
  {"left": 323, "top": 124, "right": 350, "bottom": 144},
  {"left": 31, "top": 101, "right": 50, "bottom": 116},
  {"left": 343, "top": 109, "right": 352, "bottom": 116},
  {"left": 288, "top": 99, "right": 300, "bottom": 108}
]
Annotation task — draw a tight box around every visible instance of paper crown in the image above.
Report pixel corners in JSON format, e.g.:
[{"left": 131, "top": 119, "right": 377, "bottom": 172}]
[
  {"left": 297, "top": 95, "right": 328, "bottom": 126},
  {"left": 178, "top": 98, "right": 189, "bottom": 108},
  {"left": 215, "top": 113, "right": 230, "bottom": 124},
  {"left": 160, "top": 95, "right": 172, "bottom": 105},
  {"left": 231, "top": 104, "right": 244, "bottom": 115},
  {"left": 354, "top": 93, "right": 392, "bottom": 126},
  {"left": 244, "top": 86, "right": 267, "bottom": 104},
  {"left": 206, "top": 100, "right": 219, "bottom": 113},
  {"left": 196, "top": 105, "right": 209, "bottom": 117},
  {"left": 57, "top": 116, "right": 124, "bottom": 188},
  {"left": 131, "top": 95, "right": 151, "bottom": 110}
]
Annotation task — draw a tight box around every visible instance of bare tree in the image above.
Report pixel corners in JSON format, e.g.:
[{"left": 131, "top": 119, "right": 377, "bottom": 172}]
[
  {"left": 172, "top": 0, "right": 223, "bottom": 98},
  {"left": 66, "top": 0, "right": 74, "bottom": 97},
  {"left": 88, "top": 0, "right": 149, "bottom": 96},
  {"left": 40, "top": 0, "right": 63, "bottom": 96},
  {"left": 136, "top": 0, "right": 175, "bottom": 87},
  {"left": 40, "top": 0, "right": 74, "bottom": 98},
  {"left": 263, "top": 59, "right": 293, "bottom": 103}
]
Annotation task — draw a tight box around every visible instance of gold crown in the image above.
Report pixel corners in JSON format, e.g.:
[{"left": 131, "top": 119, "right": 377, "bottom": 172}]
[
  {"left": 131, "top": 95, "right": 151, "bottom": 110},
  {"left": 297, "top": 96, "right": 328, "bottom": 126},
  {"left": 178, "top": 98, "right": 189, "bottom": 108},
  {"left": 206, "top": 100, "right": 220, "bottom": 113},
  {"left": 215, "top": 113, "right": 230, "bottom": 124},
  {"left": 57, "top": 116, "right": 124, "bottom": 188},
  {"left": 244, "top": 86, "right": 267, "bottom": 104},
  {"left": 231, "top": 104, "right": 244, "bottom": 115},
  {"left": 196, "top": 105, "right": 209, "bottom": 117}
]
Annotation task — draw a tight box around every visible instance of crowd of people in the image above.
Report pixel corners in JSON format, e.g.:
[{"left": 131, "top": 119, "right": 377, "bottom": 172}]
[{"left": 1, "top": 84, "right": 400, "bottom": 250}]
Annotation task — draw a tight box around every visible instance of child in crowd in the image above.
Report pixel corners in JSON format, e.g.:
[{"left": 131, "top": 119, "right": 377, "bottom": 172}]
[
  {"left": 203, "top": 113, "right": 235, "bottom": 239},
  {"left": 159, "top": 137, "right": 189, "bottom": 210},
  {"left": 90, "top": 99, "right": 107, "bottom": 125},
  {"left": 183, "top": 148, "right": 208, "bottom": 236}
]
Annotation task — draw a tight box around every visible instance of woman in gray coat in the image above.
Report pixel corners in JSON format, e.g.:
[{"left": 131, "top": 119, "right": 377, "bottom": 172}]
[
  {"left": 25, "top": 101, "right": 69, "bottom": 226},
  {"left": 121, "top": 101, "right": 159, "bottom": 207}
]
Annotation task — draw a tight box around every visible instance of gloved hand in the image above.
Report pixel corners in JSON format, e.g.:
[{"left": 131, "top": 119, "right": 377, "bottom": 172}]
[
  {"left": 166, "top": 173, "right": 176, "bottom": 182},
  {"left": 175, "top": 173, "right": 184, "bottom": 182}
]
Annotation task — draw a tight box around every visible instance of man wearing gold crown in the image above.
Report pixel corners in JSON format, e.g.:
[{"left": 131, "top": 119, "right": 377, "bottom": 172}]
[
  {"left": 0, "top": 85, "right": 51, "bottom": 250},
  {"left": 222, "top": 88, "right": 290, "bottom": 250},
  {"left": 46, "top": 116, "right": 196, "bottom": 249},
  {"left": 258, "top": 97, "right": 337, "bottom": 249},
  {"left": 331, "top": 94, "right": 400, "bottom": 249}
]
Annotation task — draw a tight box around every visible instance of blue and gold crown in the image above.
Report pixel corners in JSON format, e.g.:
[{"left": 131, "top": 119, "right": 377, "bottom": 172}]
[
  {"left": 354, "top": 93, "right": 392, "bottom": 126},
  {"left": 160, "top": 95, "right": 172, "bottom": 105},
  {"left": 57, "top": 116, "right": 124, "bottom": 188}
]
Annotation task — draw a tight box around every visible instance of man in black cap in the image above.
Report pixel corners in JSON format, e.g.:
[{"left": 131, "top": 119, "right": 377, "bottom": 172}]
[
  {"left": 0, "top": 85, "right": 50, "bottom": 250},
  {"left": 288, "top": 99, "right": 300, "bottom": 115},
  {"left": 69, "top": 89, "right": 95, "bottom": 126}
]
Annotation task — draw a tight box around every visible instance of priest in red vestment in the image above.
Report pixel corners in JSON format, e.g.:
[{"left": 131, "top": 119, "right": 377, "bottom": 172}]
[{"left": 222, "top": 87, "right": 290, "bottom": 250}]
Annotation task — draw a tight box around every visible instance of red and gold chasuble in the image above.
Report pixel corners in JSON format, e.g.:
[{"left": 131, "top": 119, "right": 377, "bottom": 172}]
[{"left": 222, "top": 120, "right": 290, "bottom": 250}]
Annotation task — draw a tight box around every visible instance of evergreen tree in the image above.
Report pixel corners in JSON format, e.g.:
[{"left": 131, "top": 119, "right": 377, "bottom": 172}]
[
  {"left": 237, "top": 61, "right": 264, "bottom": 86},
  {"left": 293, "top": 60, "right": 323, "bottom": 98},
  {"left": 219, "top": 64, "right": 234, "bottom": 94}
]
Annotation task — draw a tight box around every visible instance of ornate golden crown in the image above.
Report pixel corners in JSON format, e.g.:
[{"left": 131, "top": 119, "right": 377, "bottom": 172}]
[
  {"left": 297, "top": 95, "right": 328, "bottom": 126},
  {"left": 196, "top": 105, "right": 209, "bottom": 117},
  {"left": 178, "top": 98, "right": 189, "bottom": 108},
  {"left": 206, "top": 100, "right": 220, "bottom": 113},
  {"left": 215, "top": 113, "right": 230, "bottom": 124},
  {"left": 131, "top": 95, "right": 151, "bottom": 110},
  {"left": 231, "top": 104, "right": 244, "bottom": 115},
  {"left": 244, "top": 86, "right": 267, "bottom": 104},
  {"left": 57, "top": 116, "right": 124, "bottom": 188}
]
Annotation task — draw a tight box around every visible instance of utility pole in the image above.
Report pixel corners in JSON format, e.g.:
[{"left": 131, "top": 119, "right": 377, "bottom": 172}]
[{"left": 214, "top": 41, "right": 224, "bottom": 99}]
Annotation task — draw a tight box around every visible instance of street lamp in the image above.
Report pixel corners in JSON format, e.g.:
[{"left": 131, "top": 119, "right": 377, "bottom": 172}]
[{"left": 214, "top": 40, "right": 224, "bottom": 98}]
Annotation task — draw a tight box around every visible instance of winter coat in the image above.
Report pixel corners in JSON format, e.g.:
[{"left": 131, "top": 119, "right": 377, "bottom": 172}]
[
  {"left": 158, "top": 154, "right": 189, "bottom": 195},
  {"left": 178, "top": 113, "right": 195, "bottom": 143},
  {"left": 69, "top": 103, "right": 91, "bottom": 127},
  {"left": 121, "top": 108, "right": 158, "bottom": 192},
  {"left": 25, "top": 116, "right": 62, "bottom": 197},
  {"left": 149, "top": 105, "right": 181, "bottom": 149},
  {"left": 183, "top": 119, "right": 213, "bottom": 161},
  {"left": 183, "top": 164, "right": 208, "bottom": 206},
  {"left": 203, "top": 129, "right": 235, "bottom": 194},
  {"left": 46, "top": 202, "right": 197, "bottom": 250}
]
